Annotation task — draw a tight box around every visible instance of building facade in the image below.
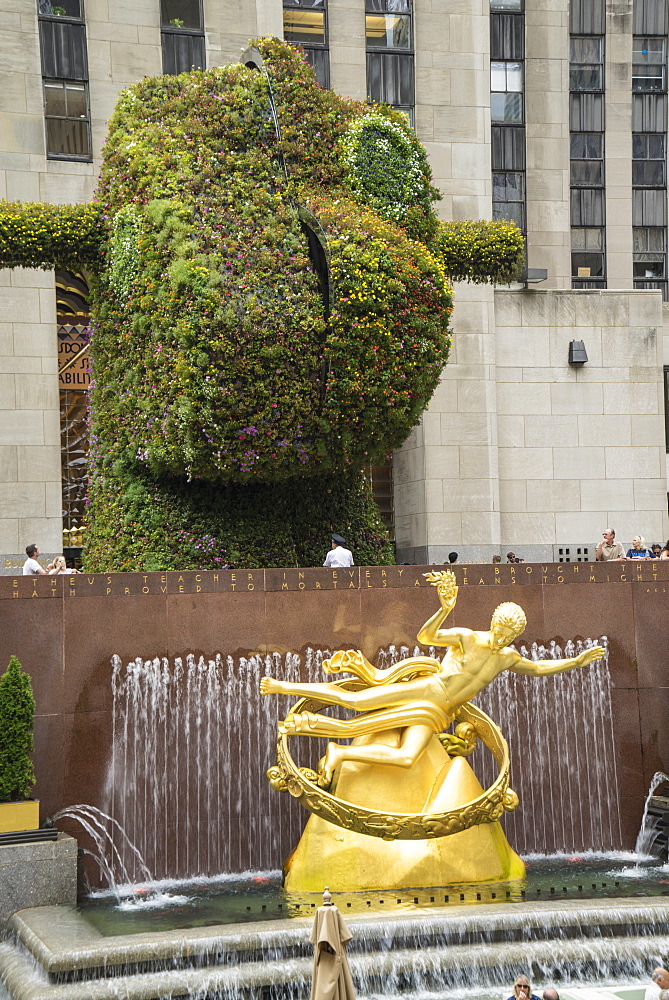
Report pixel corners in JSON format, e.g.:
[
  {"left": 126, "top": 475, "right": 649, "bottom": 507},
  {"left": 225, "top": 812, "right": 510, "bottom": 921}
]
[{"left": 0, "top": 0, "right": 667, "bottom": 570}]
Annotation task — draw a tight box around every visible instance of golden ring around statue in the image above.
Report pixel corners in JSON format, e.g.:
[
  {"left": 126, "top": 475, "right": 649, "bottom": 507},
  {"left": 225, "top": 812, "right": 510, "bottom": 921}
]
[{"left": 266, "top": 686, "right": 519, "bottom": 841}]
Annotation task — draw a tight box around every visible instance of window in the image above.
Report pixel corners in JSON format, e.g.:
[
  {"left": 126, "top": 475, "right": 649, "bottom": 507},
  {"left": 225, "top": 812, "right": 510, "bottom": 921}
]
[
  {"left": 632, "top": 133, "right": 667, "bottom": 184},
  {"left": 366, "top": 0, "right": 413, "bottom": 115},
  {"left": 490, "top": 0, "right": 522, "bottom": 10},
  {"left": 491, "top": 61, "right": 523, "bottom": 122},
  {"left": 633, "top": 226, "right": 666, "bottom": 278},
  {"left": 634, "top": 0, "right": 668, "bottom": 35},
  {"left": 37, "top": 0, "right": 91, "bottom": 160},
  {"left": 44, "top": 80, "right": 90, "bottom": 157},
  {"left": 570, "top": 36, "right": 603, "bottom": 91},
  {"left": 161, "top": 0, "right": 205, "bottom": 74},
  {"left": 492, "top": 125, "right": 525, "bottom": 169},
  {"left": 633, "top": 37, "right": 666, "bottom": 92},
  {"left": 493, "top": 171, "right": 525, "bottom": 229},
  {"left": 284, "top": 0, "right": 329, "bottom": 86},
  {"left": 633, "top": 187, "right": 667, "bottom": 224},
  {"left": 633, "top": 93, "right": 667, "bottom": 130},
  {"left": 570, "top": 0, "right": 604, "bottom": 34},
  {"left": 570, "top": 187, "right": 605, "bottom": 225},
  {"left": 490, "top": 13, "right": 523, "bottom": 59},
  {"left": 571, "top": 227, "right": 605, "bottom": 278},
  {"left": 570, "top": 132, "right": 603, "bottom": 184}
]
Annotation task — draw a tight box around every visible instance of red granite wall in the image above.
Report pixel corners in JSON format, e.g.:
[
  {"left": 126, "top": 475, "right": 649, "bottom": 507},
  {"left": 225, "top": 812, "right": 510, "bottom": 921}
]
[{"left": 0, "top": 559, "right": 665, "bottom": 875}]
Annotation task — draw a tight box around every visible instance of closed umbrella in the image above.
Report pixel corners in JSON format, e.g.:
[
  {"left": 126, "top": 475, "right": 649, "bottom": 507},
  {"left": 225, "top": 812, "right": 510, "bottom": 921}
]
[{"left": 310, "top": 888, "right": 356, "bottom": 1000}]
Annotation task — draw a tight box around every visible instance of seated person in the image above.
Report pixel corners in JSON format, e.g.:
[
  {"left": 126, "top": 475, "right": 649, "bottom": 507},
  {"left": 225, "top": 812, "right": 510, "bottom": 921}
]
[
  {"left": 626, "top": 536, "right": 652, "bottom": 559},
  {"left": 645, "top": 967, "right": 669, "bottom": 1000},
  {"left": 507, "top": 976, "right": 540, "bottom": 1000}
]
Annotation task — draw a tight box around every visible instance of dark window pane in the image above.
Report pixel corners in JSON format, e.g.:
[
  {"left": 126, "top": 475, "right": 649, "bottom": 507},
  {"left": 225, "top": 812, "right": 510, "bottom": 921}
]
[
  {"left": 633, "top": 160, "right": 666, "bottom": 185},
  {"left": 571, "top": 187, "right": 604, "bottom": 225},
  {"left": 571, "top": 159, "right": 603, "bottom": 184},
  {"left": 634, "top": 259, "right": 665, "bottom": 278},
  {"left": 39, "top": 0, "right": 83, "bottom": 17},
  {"left": 491, "top": 92, "right": 523, "bottom": 121},
  {"left": 634, "top": 226, "right": 665, "bottom": 251},
  {"left": 634, "top": 0, "right": 668, "bottom": 34},
  {"left": 39, "top": 20, "right": 87, "bottom": 79},
  {"left": 571, "top": 227, "right": 603, "bottom": 249},
  {"left": 570, "top": 36, "right": 602, "bottom": 63},
  {"left": 65, "top": 82, "right": 87, "bottom": 117},
  {"left": 571, "top": 251, "right": 604, "bottom": 277},
  {"left": 491, "top": 125, "right": 525, "bottom": 168},
  {"left": 161, "top": 31, "right": 205, "bottom": 74},
  {"left": 570, "top": 0, "right": 604, "bottom": 34},
  {"left": 46, "top": 116, "right": 89, "bottom": 157},
  {"left": 491, "top": 13, "right": 523, "bottom": 60},
  {"left": 493, "top": 171, "right": 525, "bottom": 200},
  {"left": 284, "top": 9, "right": 326, "bottom": 44},
  {"left": 366, "top": 0, "right": 409, "bottom": 10},
  {"left": 570, "top": 132, "right": 602, "bottom": 157},
  {"left": 493, "top": 200, "right": 525, "bottom": 228},
  {"left": 304, "top": 46, "right": 329, "bottom": 88},
  {"left": 44, "top": 81, "right": 67, "bottom": 116},
  {"left": 570, "top": 93, "right": 604, "bottom": 130},
  {"left": 570, "top": 66, "right": 603, "bottom": 90},
  {"left": 366, "top": 51, "right": 414, "bottom": 105},
  {"left": 633, "top": 188, "right": 668, "bottom": 225},
  {"left": 632, "top": 93, "right": 667, "bottom": 130},
  {"left": 160, "top": 0, "right": 202, "bottom": 29}
]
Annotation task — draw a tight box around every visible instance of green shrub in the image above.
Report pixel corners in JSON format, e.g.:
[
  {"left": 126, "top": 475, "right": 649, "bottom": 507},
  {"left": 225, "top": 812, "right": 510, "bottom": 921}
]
[
  {"left": 0, "top": 656, "right": 36, "bottom": 803},
  {"left": 0, "top": 201, "right": 103, "bottom": 271}
]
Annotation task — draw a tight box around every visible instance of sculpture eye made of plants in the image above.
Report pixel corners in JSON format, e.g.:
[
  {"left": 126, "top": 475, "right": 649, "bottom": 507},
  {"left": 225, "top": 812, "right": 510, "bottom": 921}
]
[{"left": 0, "top": 38, "right": 524, "bottom": 570}]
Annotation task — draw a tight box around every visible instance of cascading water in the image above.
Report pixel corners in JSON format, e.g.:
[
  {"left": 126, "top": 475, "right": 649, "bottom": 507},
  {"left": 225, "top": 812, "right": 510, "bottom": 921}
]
[
  {"left": 473, "top": 636, "right": 622, "bottom": 855},
  {"left": 100, "top": 637, "right": 622, "bottom": 883},
  {"left": 635, "top": 771, "right": 669, "bottom": 857}
]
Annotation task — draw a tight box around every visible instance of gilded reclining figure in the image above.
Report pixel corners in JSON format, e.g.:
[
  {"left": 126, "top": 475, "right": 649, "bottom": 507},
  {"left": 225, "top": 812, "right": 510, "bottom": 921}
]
[{"left": 260, "top": 570, "right": 604, "bottom": 786}]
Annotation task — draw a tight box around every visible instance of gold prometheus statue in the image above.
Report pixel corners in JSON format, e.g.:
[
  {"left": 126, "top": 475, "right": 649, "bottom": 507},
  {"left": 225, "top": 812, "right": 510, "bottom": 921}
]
[{"left": 261, "top": 570, "right": 605, "bottom": 842}]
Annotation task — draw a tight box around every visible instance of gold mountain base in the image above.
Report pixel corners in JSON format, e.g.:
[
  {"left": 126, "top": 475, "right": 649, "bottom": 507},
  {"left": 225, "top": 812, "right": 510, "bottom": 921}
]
[{"left": 284, "top": 733, "right": 525, "bottom": 892}]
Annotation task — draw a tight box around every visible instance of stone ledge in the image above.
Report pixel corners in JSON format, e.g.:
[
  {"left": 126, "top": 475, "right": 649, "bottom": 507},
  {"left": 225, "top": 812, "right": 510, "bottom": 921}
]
[{"left": 0, "top": 833, "right": 77, "bottom": 930}]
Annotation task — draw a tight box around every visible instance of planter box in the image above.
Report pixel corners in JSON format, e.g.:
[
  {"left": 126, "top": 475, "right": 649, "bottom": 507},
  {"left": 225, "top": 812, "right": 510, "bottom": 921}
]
[{"left": 0, "top": 800, "right": 39, "bottom": 834}]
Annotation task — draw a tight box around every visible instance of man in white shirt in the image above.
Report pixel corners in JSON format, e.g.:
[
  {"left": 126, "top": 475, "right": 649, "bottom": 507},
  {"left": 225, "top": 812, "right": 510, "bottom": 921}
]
[
  {"left": 645, "top": 967, "right": 669, "bottom": 1000},
  {"left": 22, "top": 543, "right": 47, "bottom": 576},
  {"left": 323, "top": 533, "right": 354, "bottom": 568}
]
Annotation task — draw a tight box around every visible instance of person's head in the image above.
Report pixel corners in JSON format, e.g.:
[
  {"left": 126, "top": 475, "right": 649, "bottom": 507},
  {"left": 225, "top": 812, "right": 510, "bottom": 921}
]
[
  {"left": 602, "top": 527, "right": 616, "bottom": 544},
  {"left": 513, "top": 976, "right": 532, "bottom": 999},
  {"left": 542, "top": 990, "right": 559, "bottom": 1000},
  {"left": 492, "top": 555, "right": 501, "bottom": 564},
  {"left": 506, "top": 552, "right": 516, "bottom": 562},
  {"left": 448, "top": 552, "right": 458, "bottom": 564},
  {"left": 25, "top": 543, "right": 39, "bottom": 558},
  {"left": 652, "top": 544, "right": 662, "bottom": 556},
  {"left": 331, "top": 533, "right": 346, "bottom": 549},
  {"left": 632, "top": 535, "right": 645, "bottom": 550},
  {"left": 54, "top": 556, "right": 66, "bottom": 571},
  {"left": 652, "top": 968, "right": 669, "bottom": 990},
  {"left": 490, "top": 602, "right": 527, "bottom": 647}
]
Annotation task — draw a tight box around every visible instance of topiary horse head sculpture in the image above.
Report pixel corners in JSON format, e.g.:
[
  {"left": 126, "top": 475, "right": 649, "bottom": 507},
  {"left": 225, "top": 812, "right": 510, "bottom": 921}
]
[{"left": 0, "top": 38, "right": 523, "bottom": 570}]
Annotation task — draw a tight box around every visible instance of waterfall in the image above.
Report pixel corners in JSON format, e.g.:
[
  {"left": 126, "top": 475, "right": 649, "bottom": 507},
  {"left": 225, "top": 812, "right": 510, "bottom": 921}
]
[
  {"left": 104, "top": 638, "right": 622, "bottom": 881},
  {"left": 472, "top": 636, "right": 622, "bottom": 855}
]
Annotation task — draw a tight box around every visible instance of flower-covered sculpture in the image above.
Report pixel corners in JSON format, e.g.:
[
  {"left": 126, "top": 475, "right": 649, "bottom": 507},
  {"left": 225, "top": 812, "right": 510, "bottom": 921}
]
[{"left": 0, "top": 39, "right": 523, "bottom": 570}]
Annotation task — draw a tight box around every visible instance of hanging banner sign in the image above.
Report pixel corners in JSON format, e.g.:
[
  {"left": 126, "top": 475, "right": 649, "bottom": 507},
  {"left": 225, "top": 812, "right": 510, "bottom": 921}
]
[{"left": 58, "top": 325, "right": 91, "bottom": 389}]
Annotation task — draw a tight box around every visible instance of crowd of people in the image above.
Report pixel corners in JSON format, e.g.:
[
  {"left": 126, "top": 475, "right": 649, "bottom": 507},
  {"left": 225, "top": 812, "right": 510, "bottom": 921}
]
[{"left": 595, "top": 528, "right": 669, "bottom": 561}]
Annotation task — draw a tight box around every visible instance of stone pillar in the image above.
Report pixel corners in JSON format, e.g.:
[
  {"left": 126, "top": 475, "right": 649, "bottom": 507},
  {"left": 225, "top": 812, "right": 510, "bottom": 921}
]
[
  {"left": 394, "top": 0, "right": 501, "bottom": 564},
  {"left": 328, "top": 0, "right": 366, "bottom": 101},
  {"left": 525, "top": 0, "right": 571, "bottom": 287},
  {"left": 604, "top": 0, "right": 633, "bottom": 288}
]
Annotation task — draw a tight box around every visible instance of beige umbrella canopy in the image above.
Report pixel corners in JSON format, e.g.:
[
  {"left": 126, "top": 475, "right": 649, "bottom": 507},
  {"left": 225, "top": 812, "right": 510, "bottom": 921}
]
[{"left": 310, "top": 888, "right": 356, "bottom": 1000}]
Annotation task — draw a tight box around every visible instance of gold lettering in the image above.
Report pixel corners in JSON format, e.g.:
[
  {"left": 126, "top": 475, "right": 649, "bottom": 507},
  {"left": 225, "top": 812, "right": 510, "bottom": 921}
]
[
  {"left": 495, "top": 578, "right": 500, "bottom": 584},
  {"left": 31, "top": 590, "right": 38, "bottom": 598},
  {"left": 124, "top": 587, "right": 130, "bottom": 595},
  {"left": 160, "top": 586, "right": 167, "bottom": 593},
  {"left": 397, "top": 569, "right": 403, "bottom": 577},
  {"left": 494, "top": 567, "right": 500, "bottom": 575},
  {"left": 316, "top": 582, "right": 322, "bottom": 589},
  {"left": 87, "top": 577, "right": 95, "bottom": 584},
  {"left": 281, "top": 582, "right": 288, "bottom": 590},
  {"left": 525, "top": 566, "right": 532, "bottom": 574},
  {"left": 541, "top": 566, "right": 549, "bottom": 573},
  {"left": 299, "top": 572, "right": 304, "bottom": 580},
  {"left": 333, "top": 582, "right": 337, "bottom": 589},
  {"left": 382, "top": 580, "right": 387, "bottom": 587},
  {"left": 414, "top": 579, "right": 421, "bottom": 586},
  {"left": 142, "top": 586, "right": 149, "bottom": 594},
  {"left": 69, "top": 589, "right": 76, "bottom": 597},
  {"left": 620, "top": 574, "right": 626, "bottom": 582},
  {"left": 348, "top": 581, "right": 355, "bottom": 588},
  {"left": 179, "top": 585, "right": 184, "bottom": 592},
  {"left": 231, "top": 583, "right": 237, "bottom": 590},
  {"left": 382, "top": 569, "right": 387, "bottom": 577},
  {"left": 107, "top": 576, "right": 112, "bottom": 584},
  {"left": 479, "top": 577, "right": 485, "bottom": 585},
  {"left": 106, "top": 587, "right": 111, "bottom": 595},
  {"left": 161, "top": 574, "right": 166, "bottom": 582},
  {"left": 572, "top": 565, "right": 579, "bottom": 574},
  {"left": 195, "top": 574, "right": 201, "bottom": 582},
  {"left": 332, "top": 571, "right": 338, "bottom": 579},
  {"left": 231, "top": 573, "right": 236, "bottom": 581},
  {"left": 142, "top": 575, "right": 148, "bottom": 582},
  {"left": 557, "top": 576, "right": 564, "bottom": 583},
  {"left": 178, "top": 575, "right": 184, "bottom": 582},
  {"left": 365, "top": 570, "right": 370, "bottom": 577},
  {"left": 589, "top": 575, "right": 596, "bottom": 582},
  {"left": 366, "top": 581, "right": 372, "bottom": 587},
  {"left": 213, "top": 574, "right": 219, "bottom": 581},
  {"left": 248, "top": 583, "right": 254, "bottom": 591},
  {"left": 248, "top": 573, "right": 254, "bottom": 580},
  {"left": 298, "top": 582, "right": 305, "bottom": 590},
  {"left": 12, "top": 579, "right": 18, "bottom": 587},
  {"left": 196, "top": 585, "right": 201, "bottom": 593}
]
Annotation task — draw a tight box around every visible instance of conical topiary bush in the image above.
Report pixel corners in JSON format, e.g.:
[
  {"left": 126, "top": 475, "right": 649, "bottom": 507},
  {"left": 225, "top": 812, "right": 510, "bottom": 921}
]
[{"left": 0, "top": 656, "right": 36, "bottom": 802}]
